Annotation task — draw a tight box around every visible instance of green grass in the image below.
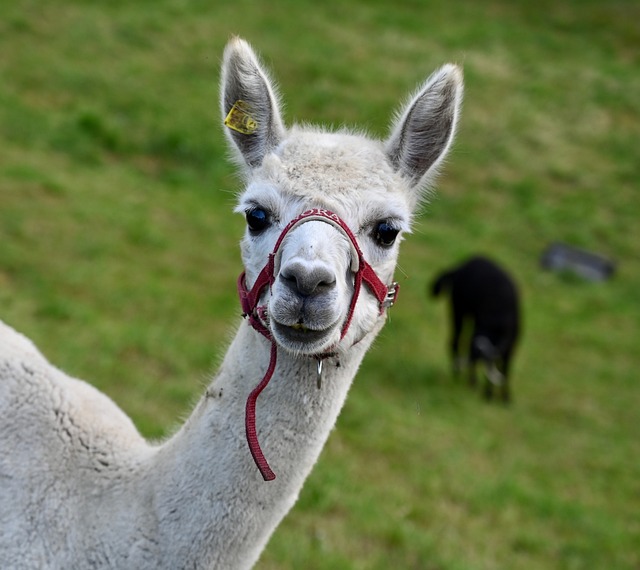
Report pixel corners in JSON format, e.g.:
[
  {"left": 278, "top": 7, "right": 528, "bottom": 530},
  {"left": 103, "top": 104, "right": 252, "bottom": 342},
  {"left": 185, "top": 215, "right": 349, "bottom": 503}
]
[{"left": 1, "top": 0, "right": 639, "bottom": 568}]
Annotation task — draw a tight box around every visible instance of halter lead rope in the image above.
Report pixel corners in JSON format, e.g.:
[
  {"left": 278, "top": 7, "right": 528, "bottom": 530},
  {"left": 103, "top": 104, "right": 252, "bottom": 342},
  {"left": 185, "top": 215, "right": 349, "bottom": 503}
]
[{"left": 238, "top": 208, "right": 399, "bottom": 481}]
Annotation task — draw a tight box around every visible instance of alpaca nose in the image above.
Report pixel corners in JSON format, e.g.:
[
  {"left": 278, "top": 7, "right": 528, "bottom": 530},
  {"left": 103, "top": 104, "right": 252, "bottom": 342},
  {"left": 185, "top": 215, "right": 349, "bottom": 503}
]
[{"left": 279, "top": 261, "right": 336, "bottom": 296}]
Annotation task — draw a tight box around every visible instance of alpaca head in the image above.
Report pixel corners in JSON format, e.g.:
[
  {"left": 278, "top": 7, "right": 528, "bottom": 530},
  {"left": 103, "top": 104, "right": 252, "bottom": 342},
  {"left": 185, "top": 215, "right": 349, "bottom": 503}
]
[{"left": 222, "top": 37, "right": 463, "bottom": 357}]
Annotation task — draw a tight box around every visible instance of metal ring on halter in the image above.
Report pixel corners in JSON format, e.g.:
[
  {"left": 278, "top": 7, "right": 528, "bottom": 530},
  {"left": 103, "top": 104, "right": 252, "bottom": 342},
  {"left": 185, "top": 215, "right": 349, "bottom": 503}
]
[{"left": 316, "top": 359, "right": 323, "bottom": 389}]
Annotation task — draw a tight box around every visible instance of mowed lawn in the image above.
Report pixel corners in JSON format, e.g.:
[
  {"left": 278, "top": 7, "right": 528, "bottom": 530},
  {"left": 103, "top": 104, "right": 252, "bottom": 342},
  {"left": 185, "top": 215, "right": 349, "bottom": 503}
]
[{"left": 1, "top": 1, "right": 639, "bottom": 568}]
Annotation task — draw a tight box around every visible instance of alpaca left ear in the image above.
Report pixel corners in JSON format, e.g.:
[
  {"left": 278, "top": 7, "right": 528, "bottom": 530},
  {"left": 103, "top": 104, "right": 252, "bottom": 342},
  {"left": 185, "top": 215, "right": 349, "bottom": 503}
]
[
  {"left": 385, "top": 64, "right": 463, "bottom": 195},
  {"left": 221, "top": 37, "right": 285, "bottom": 169}
]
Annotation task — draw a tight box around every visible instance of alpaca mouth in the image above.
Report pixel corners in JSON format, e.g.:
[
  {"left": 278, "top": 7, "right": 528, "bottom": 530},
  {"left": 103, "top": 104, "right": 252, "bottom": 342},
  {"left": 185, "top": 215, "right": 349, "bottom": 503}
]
[{"left": 270, "top": 319, "right": 339, "bottom": 354}]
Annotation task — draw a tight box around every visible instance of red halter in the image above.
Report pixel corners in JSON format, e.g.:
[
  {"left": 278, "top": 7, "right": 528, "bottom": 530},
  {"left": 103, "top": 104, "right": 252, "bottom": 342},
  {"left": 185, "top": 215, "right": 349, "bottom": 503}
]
[{"left": 237, "top": 208, "right": 399, "bottom": 481}]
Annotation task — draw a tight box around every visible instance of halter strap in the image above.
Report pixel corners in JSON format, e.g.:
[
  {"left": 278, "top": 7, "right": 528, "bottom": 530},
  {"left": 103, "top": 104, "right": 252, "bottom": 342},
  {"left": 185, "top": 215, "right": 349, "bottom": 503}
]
[
  {"left": 238, "top": 208, "right": 399, "bottom": 335},
  {"left": 238, "top": 208, "right": 399, "bottom": 481}
]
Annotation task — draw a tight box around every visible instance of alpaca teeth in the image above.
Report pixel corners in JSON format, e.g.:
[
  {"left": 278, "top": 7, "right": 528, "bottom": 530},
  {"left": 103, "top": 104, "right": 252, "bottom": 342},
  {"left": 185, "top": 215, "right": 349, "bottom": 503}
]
[{"left": 291, "top": 323, "right": 308, "bottom": 332}]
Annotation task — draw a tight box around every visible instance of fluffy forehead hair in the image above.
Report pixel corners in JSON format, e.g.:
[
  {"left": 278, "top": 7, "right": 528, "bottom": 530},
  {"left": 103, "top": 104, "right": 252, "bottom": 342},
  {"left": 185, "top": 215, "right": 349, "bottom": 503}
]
[{"left": 234, "top": 128, "right": 414, "bottom": 230}]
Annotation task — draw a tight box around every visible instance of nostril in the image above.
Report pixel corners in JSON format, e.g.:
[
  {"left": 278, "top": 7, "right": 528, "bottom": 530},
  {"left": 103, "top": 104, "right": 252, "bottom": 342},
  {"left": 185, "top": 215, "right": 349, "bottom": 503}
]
[
  {"left": 280, "top": 262, "right": 336, "bottom": 296},
  {"left": 280, "top": 271, "right": 298, "bottom": 291}
]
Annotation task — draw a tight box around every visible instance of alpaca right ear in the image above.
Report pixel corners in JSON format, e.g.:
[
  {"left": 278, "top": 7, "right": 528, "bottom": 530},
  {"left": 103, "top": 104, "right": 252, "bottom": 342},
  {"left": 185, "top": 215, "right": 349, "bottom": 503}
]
[
  {"left": 385, "top": 64, "right": 463, "bottom": 196},
  {"left": 220, "top": 37, "right": 285, "bottom": 169}
]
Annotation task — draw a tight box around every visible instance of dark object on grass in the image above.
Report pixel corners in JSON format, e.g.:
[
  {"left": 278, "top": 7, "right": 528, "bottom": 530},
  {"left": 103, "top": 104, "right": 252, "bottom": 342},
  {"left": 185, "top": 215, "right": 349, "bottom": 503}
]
[
  {"left": 431, "top": 256, "right": 520, "bottom": 403},
  {"left": 541, "top": 242, "right": 615, "bottom": 281}
]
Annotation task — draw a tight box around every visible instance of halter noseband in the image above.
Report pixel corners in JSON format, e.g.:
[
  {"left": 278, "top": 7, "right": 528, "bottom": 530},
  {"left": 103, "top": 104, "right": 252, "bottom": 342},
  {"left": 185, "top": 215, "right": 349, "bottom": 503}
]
[{"left": 237, "top": 208, "right": 399, "bottom": 481}]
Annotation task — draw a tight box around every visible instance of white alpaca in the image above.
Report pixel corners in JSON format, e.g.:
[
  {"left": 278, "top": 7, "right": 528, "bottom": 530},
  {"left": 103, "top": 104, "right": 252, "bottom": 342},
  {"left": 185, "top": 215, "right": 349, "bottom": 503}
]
[{"left": 0, "top": 38, "right": 462, "bottom": 569}]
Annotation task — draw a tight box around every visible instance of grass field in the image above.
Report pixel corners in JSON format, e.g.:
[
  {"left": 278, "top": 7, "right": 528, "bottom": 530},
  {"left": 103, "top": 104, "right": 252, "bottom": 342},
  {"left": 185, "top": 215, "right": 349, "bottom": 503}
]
[{"left": 1, "top": 1, "right": 639, "bottom": 568}]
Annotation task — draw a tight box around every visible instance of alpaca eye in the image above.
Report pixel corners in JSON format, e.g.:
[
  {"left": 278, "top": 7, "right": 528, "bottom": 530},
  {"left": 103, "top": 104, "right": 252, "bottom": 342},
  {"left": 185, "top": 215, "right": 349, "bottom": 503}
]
[
  {"left": 374, "top": 221, "right": 399, "bottom": 248},
  {"left": 246, "top": 208, "right": 270, "bottom": 234}
]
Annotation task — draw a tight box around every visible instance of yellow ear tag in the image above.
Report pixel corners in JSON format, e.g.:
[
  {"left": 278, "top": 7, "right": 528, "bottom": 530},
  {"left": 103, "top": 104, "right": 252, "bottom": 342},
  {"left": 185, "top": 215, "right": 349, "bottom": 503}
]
[{"left": 224, "top": 100, "right": 258, "bottom": 135}]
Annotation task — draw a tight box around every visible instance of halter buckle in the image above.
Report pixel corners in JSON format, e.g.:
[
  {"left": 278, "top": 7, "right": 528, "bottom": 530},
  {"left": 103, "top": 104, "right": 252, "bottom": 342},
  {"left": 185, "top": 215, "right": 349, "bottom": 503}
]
[{"left": 382, "top": 282, "right": 399, "bottom": 309}]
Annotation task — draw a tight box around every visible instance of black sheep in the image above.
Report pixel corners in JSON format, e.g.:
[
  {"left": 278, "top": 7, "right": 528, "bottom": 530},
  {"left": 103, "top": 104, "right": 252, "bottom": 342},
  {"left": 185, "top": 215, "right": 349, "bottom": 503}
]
[{"left": 431, "top": 256, "right": 520, "bottom": 402}]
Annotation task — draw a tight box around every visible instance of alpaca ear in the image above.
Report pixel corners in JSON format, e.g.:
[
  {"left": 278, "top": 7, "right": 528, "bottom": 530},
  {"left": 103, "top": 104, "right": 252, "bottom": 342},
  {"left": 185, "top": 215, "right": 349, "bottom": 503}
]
[
  {"left": 220, "top": 37, "right": 285, "bottom": 168},
  {"left": 385, "top": 64, "right": 463, "bottom": 194}
]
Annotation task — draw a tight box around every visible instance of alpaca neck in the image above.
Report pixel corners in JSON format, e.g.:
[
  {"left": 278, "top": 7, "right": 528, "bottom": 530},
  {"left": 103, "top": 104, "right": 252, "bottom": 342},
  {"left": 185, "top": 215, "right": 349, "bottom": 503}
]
[{"left": 146, "top": 319, "right": 380, "bottom": 569}]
